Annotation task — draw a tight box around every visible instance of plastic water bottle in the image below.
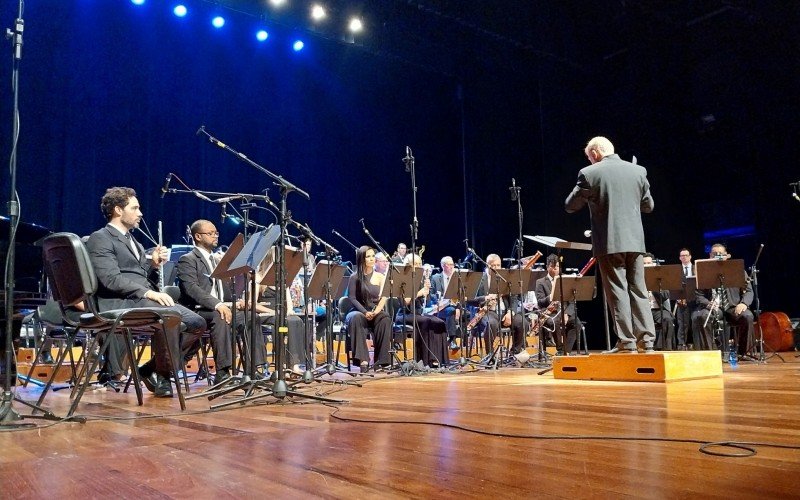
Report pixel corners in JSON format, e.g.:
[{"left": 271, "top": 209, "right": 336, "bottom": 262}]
[{"left": 728, "top": 341, "right": 738, "bottom": 369}]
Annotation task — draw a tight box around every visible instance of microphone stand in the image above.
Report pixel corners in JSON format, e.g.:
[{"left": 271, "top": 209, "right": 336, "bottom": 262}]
[
  {"left": 510, "top": 178, "right": 526, "bottom": 363},
  {"left": 403, "top": 147, "right": 420, "bottom": 366},
  {"left": 197, "top": 128, "right": 340, "bottom": 407},
  {"left": 1, "top": 0, "right": 55, "bottom": 427},
  {"left": 747, "top": 244, "right": 774, "bottom": 363}
]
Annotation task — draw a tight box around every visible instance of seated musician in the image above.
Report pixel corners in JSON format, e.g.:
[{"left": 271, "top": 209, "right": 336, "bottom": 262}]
[
  {"left": 535, "top": 254, "right": 580, "bottom": 355},
  {"left": 395, "top": 254, "right": 449, "bottom": 368},
  {"left": 86, "top": 187, "right": 206, "bottom": 398},
  {"left": 391, "top": 242, "right": 408, "bottom": 264},
  {"left": 642, "top": 253, "right": 676, "bottom": 350},
  {"left": 346, "top": 246, "right": 392, "bottom": 372},
  {"left": 176, "top": 219, "right": 239, "bottom": 383},
  {"left": 469, "top": 254, "right": 527, "bottom": 359},
  {"left": 690, "top": 243, "right": 754, "bottom": 355},
  {"left": 429, "top": 255, "right": 470, "bottom": 349}
]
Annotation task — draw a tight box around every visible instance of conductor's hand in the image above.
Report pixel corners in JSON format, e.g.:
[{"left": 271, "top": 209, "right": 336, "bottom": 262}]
[
  {"left": 215, "top": 303, "right": 232, "bottom": 324},
  {"left": 144, "top": 290, "right": 174, "bottom": 306},
  {"left": 151, "top": 245, "right": 169, "bottom": 267}
]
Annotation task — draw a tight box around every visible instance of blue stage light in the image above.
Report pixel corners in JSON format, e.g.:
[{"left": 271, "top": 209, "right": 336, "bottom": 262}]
[
  {"left": 173, "top": 5, "right": 187, "bottom": 17},
  {"left": 131, "top": 0, "right": 145, "bottom": 5},
  {"left": 212, "top": 16, "right": 225, "bottom": 28},
  {"left": 256, "top": 30, "right": 269, "bottom": 42},
  {"left": 293, "top": 40, "right": 304, "bottom": 51}
]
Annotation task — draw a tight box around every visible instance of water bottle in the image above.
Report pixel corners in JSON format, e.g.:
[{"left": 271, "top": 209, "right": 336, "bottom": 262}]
[{"left": 728, "top": 340, "right": 738, "bottom": 369}]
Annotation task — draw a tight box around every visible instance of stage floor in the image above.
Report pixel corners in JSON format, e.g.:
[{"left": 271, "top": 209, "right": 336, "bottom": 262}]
[{"left": 2, "top": 353, "right": 799, "bottom": 498}]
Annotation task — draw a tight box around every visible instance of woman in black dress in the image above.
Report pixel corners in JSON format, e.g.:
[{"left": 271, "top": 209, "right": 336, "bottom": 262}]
[
  {"left": 346, "top": 246, "right": 391, "bottom": 372},
  {"left": 395, "top": 254, "right": 449, "bottom": 367}
]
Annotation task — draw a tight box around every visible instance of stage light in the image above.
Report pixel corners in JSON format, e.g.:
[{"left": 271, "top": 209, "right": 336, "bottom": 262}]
[
  {"left": 212, "top": 16, "right": 225, "bottom": 28},
  {"left": 311, "top": 4, "right": 326, "bottom": 21},
  {"left": 173, "top": 5, "right": 187, "bottom": 17},
  {"left": 256, "top": 30, "right": 269, "bottom": 42},
  {"left": 130, "top": 0, "right": 145, "bottom": 5},
  {"left": 269, "top": 0, "right": 287, "bottom": 7},
  {"left": 293, "top": 40, "right": 305, "bottom": 51},
  {"left": 348, "top": 17, "right": 363, "bottom": 33}
]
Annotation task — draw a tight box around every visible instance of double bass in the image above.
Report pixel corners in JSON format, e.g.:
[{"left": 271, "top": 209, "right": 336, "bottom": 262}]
[{"left": 757, "top": 312, "right": 796, "bottom": 352}]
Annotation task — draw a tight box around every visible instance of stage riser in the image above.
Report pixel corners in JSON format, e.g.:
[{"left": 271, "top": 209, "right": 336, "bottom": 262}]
[{"left": 553, "top": 351, "right": 723, "bottom": 382}]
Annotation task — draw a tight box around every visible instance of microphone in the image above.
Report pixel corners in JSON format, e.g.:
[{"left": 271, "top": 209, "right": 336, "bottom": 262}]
[
  {"left": 403, "top": 146, "right": 412, "bottom": 172},
  {"left": 214, "top": 195, "right": 244, "bottom": 203},
  {"left": 160, "top": 174, "right": 172, "bottom": 199},
  {"left": 196, "top": 126, "right": 205, "bottom": 136},
  {"left": 221, "top": 204, "right": 227, "bottom": 223},
  {"left": 359, "top": 218, "right": 370, "bottom": 234},
  {"left": 793, "top": 192, "right": 800, "bottom": 202},
  {"left": 509, "top": 178, "right": 517, "bottom": 201},
  {"left": 584, "top": 229, "right": 592, "bottom": 238},
  {"left": 193, "top": 191, "right": 213, "bottom": 202}
]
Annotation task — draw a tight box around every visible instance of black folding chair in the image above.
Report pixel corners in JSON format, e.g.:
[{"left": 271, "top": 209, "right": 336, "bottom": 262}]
[{"left": 41, "top": 232, "right": 186, "bottom": 416}]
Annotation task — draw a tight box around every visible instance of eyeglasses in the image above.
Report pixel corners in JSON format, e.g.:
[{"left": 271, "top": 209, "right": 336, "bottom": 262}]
[{"left": 198, "top": 231, "right": 219, "bottom": 236}]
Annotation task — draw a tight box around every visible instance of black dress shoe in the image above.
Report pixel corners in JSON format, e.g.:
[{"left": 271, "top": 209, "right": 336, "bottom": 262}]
[
  {"left": 138, "top": 367, "right": 158, "bottom": 393},
  {"left": 154, "top": 374, "right": 173, "bottom": 398},
  {"left": 602, "top": 346, "right": 637, "bottom": 354},
  {"left": 214, "top": 368, "right": 231, "bottom": 384}
]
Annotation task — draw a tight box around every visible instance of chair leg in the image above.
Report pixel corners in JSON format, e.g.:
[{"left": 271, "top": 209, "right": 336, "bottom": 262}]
[
  {"left": 34, "top": 332, "right": 74, "bottom": 410},
  {"left": 122, "top": 330, "right": 144, "bottom": 406},
  {"left": 67, "top": 334, "right": 108, "bottom": 418},
  {"left": 159, "top": 318, "right": 186, "bottom": 411}
]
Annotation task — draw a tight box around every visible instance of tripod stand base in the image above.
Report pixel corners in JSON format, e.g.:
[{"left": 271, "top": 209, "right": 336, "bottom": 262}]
[{"left": 552, "top": 351, "right": 722, "bottom": 382}]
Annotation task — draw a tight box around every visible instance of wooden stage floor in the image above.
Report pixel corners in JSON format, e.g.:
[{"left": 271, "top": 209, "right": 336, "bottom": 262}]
[{"left": 2, "top": 353, "right": 799, "bottom": 499}]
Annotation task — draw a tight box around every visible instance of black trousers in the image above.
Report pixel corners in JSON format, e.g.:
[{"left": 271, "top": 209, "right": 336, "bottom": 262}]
[{"left": 346, "top": 310, "right": 392, "bottom": 366}]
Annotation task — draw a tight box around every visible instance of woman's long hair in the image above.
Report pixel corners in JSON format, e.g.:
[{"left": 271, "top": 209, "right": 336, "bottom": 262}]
[{"left": 354, "top": 245, "right": 373, "bottom": 302}]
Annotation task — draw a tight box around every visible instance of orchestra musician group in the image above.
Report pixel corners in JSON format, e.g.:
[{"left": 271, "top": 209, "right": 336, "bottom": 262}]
[{"left": 30, "top": 134, "right": 759, "bottom": 401}]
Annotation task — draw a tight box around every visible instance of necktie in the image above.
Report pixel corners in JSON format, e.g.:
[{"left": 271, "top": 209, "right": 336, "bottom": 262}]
[
  {"left": 209, "top": 254, "right": 223, "bottom": 300},
  {"left": 684, "top": 265, "right": 690, "bottom": 276},
  {"left": 125, "top": 232, "right": 140, "bottom": 259}
]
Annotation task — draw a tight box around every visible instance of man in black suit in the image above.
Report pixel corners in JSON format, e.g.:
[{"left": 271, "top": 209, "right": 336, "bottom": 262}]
[
  {"left": 176, "top": 220, "right": 236, "bottom": 383},
  {"left": 86, "top": 187, "right": 206, "bottom": 397},
  {"left": 429, "top": 255, "right": 469, "bottom": 349},
  {"left": 675, "top": 248, "right": 694, "bottom": 350},
  {"left": 691, "top": 243, "right": 754, "bottom": 355},
  {"left": 565, "top": 136, "right": 655, "bottom": 353},
  {"left": 535, "top": 254, "right": 580, "bottom": 354},
  {"left": 470, "top": 254, "right": 527, "bottom": 358}
]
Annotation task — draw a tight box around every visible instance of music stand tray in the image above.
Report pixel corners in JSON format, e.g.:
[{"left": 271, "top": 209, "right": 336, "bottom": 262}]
[
  {"left": 550, "top": 275, "right": 595, "bottom": 302},
  {"left": 695, "top": 259, "right": 747, "bottom": 290},
  {"left": 306, "top": 261, "right": 347, "bottom": 301},
  {"left": 380, "top": 264, "right": 418, "bottom": 300},
  {"left": 670, "top": 276, "right": 697, "bottom": 303},
  {"left": 210, "top": 233, "right": 245, "bottom": 280},
  {"left": 524, "top": 234, "right": 592, "bottom": 252},
  {"left": 226, "top": 226, "right": 281, "bottom": 278},
  {"left": 260, "top": 245, "right": 306, "bottom": 289},
  {"left": 644, "top": 264, "right": 684, "bottom": 292}
]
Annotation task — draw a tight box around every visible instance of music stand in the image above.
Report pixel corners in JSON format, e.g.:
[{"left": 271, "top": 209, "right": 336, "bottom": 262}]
[
  {"left": 551, "top": 275, "right": 595, "bottom": 353},
  {"left": 525, "top": 234, "right": 592, "bottom": 359},
  {"left": 644, "top": 264, "right": 683, "bottom": 351},
  {"left": 695, "top": 258, "right": 747, "bottom": 357},
  {"left": 523, "top": 269, "right": 548, "bottom": 364},
  {"left": 201, "top": 226, "right": 281, "bottom": 403},
  {"left": 449, "top": 270, "right": 484, "bottom": 366},
  {"left": 305, "top": 261, "right": 351, "bottom": 377},
  {"left": 380, "top": 264, "right": 418, "bottom": 368}
]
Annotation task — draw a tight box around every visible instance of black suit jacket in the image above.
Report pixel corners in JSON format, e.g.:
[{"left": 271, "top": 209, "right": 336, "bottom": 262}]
[
  {"left": 86, "top": 225, "right": 159, "bottom": 311},
  {"left": 472, "top": 272, "right": 512, "bottom": 312},
  {"left": 694, "top": 272, "right": 753, "bottom": 312},
  {"left": 535, "top": 275, "right": 576, "bottom": 316},
  {"left": 176, "top": 248, "right": 225, "bottom": 311}
]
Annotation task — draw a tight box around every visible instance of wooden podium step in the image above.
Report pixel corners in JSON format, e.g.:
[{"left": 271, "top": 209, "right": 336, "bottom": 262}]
[{"left": 552, "top": 350, "right": 722, "bottom": 382}]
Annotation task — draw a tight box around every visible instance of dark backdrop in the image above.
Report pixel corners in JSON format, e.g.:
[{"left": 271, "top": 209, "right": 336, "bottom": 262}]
[{"left": 2, "top": 1, "right": 797, "bottom": 347}]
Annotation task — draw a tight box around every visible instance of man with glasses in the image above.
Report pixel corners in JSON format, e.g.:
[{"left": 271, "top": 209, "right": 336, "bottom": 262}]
[
  {"left": 374, "top": 252, "right": 390, "bottom": 275},
  {"left": 176, "top": 220, "right": 238, "bottom": 383},
  {"left": 675, "top": 248, "right": 693, "bottom": 349},
  {"left": 430, "top": 256, "right": 469, "bottom": 349}
]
